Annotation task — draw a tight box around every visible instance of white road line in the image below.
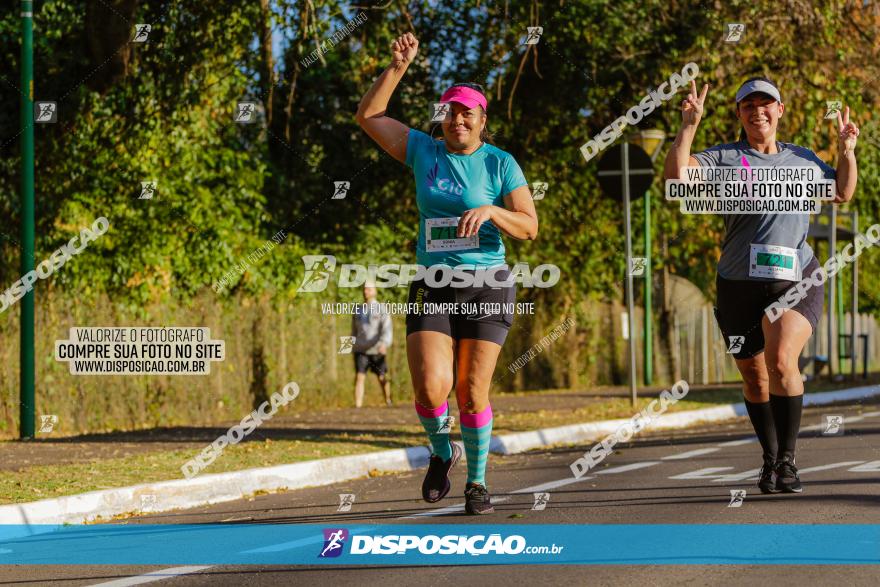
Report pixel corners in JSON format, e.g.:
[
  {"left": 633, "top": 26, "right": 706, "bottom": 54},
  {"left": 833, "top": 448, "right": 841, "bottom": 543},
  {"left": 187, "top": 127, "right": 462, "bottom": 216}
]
[
  {"left": 400, "top": 502, "right": 467, "bottom": 518},
  {"left": 595, "top": 461, "right": 660, "bottom": 474},
  {"left": 802, "top": 416, "right": 865, "bottom": 434},
  {"left": 797, "top": 461, "right": 865, "bottom": 474},
  {"left": 670, "top": 467, "right": 733, "bottom": 480},
  {"left": 512, "top": 476, "right": 595, "bottom": 494},
  {"left": 662, "top": 448, "right": 721, "bottom": 460},
  {"left": 860, "top": 411, "right": 880, "bottom": 418},
  {"left": 717, "top": 438, "right": 757, "bottom": 447},
  {"left": 401, "top": 496, "right": 513, "bottom": 519},
  {"left": 88, "top": 566, "right": 212, "bottom": 586},
  {"left": 710, "top": 468, "right": 761, "bottom": 483},
  {"left": 847, "top": 461, "right": 880, "bottom": 472}
]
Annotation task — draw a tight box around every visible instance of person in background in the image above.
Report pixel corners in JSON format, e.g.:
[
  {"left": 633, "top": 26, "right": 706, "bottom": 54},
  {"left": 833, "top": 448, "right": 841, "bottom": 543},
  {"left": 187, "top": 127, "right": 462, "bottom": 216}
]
[{"left": 352, "top": 284, "right": 393, "bottom": 407}]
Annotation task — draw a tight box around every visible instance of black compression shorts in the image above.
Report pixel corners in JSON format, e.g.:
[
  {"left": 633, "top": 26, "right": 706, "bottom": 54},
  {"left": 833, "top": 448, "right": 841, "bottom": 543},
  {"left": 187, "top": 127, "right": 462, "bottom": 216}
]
[
  {"left": 714, "top": 256, "right": 823, "bottom": 360},
  {"left": 405, "top": 268, "right": 515, "bottom": 345}
]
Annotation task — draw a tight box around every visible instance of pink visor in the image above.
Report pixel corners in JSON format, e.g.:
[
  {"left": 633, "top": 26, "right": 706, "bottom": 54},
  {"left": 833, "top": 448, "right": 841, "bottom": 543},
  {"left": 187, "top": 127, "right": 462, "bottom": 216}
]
[{"left": 439, "top": 85, "right": 488, "bottom": 111}]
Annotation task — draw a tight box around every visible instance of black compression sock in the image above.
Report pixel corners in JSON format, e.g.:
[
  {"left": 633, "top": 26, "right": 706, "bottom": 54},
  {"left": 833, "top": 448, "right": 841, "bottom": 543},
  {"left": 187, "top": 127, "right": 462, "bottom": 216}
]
[
  {"left": 769, "top": 394, "right": 804, "bottom": 462},
  {"left": 744, "top": 399, "right": 777, "bottom": 463}
]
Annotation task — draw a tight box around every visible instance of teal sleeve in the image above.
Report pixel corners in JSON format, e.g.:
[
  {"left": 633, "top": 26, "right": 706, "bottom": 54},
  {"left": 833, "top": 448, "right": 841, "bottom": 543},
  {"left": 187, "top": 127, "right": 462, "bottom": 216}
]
[
  {"left": 501, "top": 154, "right": 528, "bottom": 196},
  {"left": 406, "top": 128, "right": 432, "bottom": 169}
]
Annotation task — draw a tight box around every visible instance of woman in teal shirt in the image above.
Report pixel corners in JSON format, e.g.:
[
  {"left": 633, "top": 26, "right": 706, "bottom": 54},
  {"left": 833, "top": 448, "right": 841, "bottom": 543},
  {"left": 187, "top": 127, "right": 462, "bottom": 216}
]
[{"left": 356, "top": 33, "right": 538, "bottom": 514}]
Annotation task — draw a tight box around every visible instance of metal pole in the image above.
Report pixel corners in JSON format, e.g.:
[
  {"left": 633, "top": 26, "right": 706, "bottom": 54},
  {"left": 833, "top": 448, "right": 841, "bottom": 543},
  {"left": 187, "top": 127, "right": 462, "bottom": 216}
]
[
  {"left": 837, "top": 261, "right": 844, "bottom": 366},
  {"left": 622, "top": 143, "right": 637, "bottom": 405},
  {"left": 852, "top": 210, "right": 859, "bottom": 379},
  {"left": 19, "top": 0, "right": 35, "bottom": 439},
  {"left": 701, "top": 305, "right": 709, "bottom": 385},
  {"left": 643, "top": 187, "right": 653, "bottom": 385},
  {"left": 828, "top": 206, "right": 837, "bottom": 378},
  {"left": 673, "top": 312, "right": 681, "bottom": 382}
]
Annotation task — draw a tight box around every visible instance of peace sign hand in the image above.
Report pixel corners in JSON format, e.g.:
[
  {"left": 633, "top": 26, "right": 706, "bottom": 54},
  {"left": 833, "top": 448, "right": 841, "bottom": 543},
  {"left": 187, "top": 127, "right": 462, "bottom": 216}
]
[
  {"left": 682, "top": 80, "right": 709, "bottom": 128},
  {"left": 837, "top": 106, "right": 859, "bottom": 155}
]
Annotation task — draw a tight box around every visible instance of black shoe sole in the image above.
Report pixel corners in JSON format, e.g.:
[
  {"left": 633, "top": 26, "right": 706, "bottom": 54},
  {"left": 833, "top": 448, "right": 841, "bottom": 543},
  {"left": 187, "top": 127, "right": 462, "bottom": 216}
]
[
  {"left": 759, "top": 483, "right": 780, "bottom": 494},
  {"left": 465, "top": 503, "right": 495, "bottom": 515},
  {"left": 422, "top": 442, "right": 461, "bottom": 503},
  {"left": 777, "top": 484, "right": 803, "bottom": 494}
]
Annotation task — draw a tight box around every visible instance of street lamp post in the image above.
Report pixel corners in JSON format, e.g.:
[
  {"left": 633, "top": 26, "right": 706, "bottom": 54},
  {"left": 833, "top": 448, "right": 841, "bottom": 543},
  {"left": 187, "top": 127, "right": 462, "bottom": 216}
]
[{"left": 20, "top": 0, "right": 35, "bottom": 439}]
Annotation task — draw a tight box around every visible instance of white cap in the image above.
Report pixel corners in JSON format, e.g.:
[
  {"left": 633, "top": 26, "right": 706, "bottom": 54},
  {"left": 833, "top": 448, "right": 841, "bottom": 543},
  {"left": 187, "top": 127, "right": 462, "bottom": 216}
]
[{"left": 735, "top": 79, "right": 781, "bottom": 103}]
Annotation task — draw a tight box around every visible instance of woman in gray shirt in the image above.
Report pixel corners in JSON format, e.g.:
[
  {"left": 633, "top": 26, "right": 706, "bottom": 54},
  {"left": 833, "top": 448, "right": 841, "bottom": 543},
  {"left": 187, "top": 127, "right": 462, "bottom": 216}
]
[{"left": 664, "top": 76, "right": 859, "bottom": 494}]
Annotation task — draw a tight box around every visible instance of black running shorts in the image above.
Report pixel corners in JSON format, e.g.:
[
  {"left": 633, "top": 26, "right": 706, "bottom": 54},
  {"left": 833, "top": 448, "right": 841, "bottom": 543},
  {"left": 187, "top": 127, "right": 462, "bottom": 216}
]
[
  {"left": 354, "top": 352, "right": 387, "bottom": 376},
  {"left": 714, "top": 256, "right": 824, "bottom": 360},
  {"left": 405, "top": 268, "right": 515, "bottom": 345}
]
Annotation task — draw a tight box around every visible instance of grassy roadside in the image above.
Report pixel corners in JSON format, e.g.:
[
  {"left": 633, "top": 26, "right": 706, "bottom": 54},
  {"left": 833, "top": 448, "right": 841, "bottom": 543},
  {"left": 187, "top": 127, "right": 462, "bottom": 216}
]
[
  {"left": 0, "top": 436, "right": 411, "bottom": 506},
  {"left": 0, "top": 382, "right": 872, "bottom": 505}
]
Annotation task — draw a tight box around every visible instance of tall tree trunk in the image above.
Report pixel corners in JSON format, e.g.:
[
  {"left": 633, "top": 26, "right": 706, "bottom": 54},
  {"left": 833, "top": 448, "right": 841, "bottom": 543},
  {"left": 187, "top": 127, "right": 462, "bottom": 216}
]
[
  {"left": 258, "top": 0, "right": 275, "bottom": 126},
  {"left": 285, "top": 1, "right": 309, "bottom": 142},
  {"left": 84, "top": 0, "right": 140, "bottom": 93}
]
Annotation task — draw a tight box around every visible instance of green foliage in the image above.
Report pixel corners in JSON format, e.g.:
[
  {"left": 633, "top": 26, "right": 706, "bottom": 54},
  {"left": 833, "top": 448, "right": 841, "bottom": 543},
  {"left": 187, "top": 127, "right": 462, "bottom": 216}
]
[
  {"left": 0, "top": 0, "right": 878, "bottom": 320},
  {"left": 1, "top": 1, "right": 880, "bottom": 434}
]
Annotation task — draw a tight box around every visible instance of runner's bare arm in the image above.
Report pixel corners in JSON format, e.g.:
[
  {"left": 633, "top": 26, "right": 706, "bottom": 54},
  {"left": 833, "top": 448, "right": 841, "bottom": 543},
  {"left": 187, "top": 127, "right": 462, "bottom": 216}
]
[
  {"left": 355, "top": 33, "right": 418, "bottom": 164},
  {"left": 456, "top": 186, "right": 537, "bottom": 241},
  {"left": 834, "top": 106, "right": 858, "bottom": 203},
  {"left": 663, "top": 80, "right": 708, "bottom": 180},
  {"left": 496, "top": 185, "right": 539, "bottom": 240},
  {"left": 664, "top": 133, "right": 701, "bottom": 180}
]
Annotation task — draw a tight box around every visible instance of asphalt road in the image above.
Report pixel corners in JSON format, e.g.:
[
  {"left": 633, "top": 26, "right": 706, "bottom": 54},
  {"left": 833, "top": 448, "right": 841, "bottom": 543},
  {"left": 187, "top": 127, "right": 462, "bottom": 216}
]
[{"left": 3, "top": 399, "right": 880, "bottom": 586}]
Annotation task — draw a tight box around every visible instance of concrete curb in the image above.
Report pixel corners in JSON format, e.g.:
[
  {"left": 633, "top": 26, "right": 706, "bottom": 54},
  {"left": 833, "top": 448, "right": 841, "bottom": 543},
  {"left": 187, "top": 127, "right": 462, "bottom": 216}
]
[{"left": 2, "top": 384, "right": 877, "bottom": 525}]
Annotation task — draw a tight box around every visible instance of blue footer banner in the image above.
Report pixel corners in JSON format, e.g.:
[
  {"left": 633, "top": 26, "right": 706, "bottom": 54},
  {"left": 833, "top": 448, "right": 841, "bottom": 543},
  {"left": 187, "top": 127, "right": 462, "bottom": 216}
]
[{"left": 1, "top": 524, "right": 878, "bottom": 565}]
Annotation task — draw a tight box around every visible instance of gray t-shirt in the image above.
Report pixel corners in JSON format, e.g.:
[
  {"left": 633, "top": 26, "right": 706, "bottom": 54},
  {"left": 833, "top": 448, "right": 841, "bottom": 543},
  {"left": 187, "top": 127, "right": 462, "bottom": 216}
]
[
  {"left": 351, "top": 302, "right": 392, "bottom": 354},
  {"left": 693, "top": 140, "right": 836, "bottom": 281}
]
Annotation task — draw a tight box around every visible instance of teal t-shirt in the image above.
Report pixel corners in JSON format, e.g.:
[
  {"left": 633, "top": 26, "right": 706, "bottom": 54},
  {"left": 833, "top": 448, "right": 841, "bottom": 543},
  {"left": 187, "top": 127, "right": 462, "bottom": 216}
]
[{"left": 405, "top": 128, "right": 528, "bottom": 268}]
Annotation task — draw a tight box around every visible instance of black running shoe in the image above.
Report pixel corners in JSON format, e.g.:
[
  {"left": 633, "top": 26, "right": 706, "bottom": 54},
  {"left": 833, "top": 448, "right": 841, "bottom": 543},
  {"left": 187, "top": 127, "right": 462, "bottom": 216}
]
[
  {"left": 775, "top": 458, "right": 803, "bottom": 493},
  {"left": 421, "top": 441, "right": 461, "bottom": 503},
  {"left": 758, "top": 459, "right": 779, "bottom": 494},
  {"left": 464, "top": 482, "right": 495, "bottom": 515}
]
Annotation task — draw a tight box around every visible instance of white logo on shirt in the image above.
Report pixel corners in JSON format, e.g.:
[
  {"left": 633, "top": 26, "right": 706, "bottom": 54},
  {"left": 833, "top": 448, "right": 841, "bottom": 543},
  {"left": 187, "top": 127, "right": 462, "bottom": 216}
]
[{"left": 433, "top": 177, "right": 464, "bottom": 195}]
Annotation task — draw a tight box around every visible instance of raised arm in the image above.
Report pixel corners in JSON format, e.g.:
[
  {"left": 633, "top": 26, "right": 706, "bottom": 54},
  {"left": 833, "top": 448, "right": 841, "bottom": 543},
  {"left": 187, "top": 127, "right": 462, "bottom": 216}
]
[
  {"left": 834, "top": 106, "right": 859, "bottom": 204},
  {"left": 663, "top": 80, "right": 708, "bottom": 180},
  {"left": 355, "top": 33, "right": 419, "bottom": 164}
]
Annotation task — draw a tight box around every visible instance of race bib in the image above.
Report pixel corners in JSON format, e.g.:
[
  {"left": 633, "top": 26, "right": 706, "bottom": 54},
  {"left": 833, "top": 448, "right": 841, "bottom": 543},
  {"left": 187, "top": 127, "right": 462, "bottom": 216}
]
[
  {"left": 749, "top": 243, "right": 800, "bottom": 281},
  {"left": 425, "top": 217, "right": 479, "bottom": 252}
]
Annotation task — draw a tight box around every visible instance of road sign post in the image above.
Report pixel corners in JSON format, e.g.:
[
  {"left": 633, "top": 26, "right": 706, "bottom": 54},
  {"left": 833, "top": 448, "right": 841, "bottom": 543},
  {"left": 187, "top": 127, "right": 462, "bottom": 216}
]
[
  {"left": 597, "top": 143, "right": 655, "bottom": 406},
  {"left": 644, "top": 183, "right": 652, "bottom": 386}
]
